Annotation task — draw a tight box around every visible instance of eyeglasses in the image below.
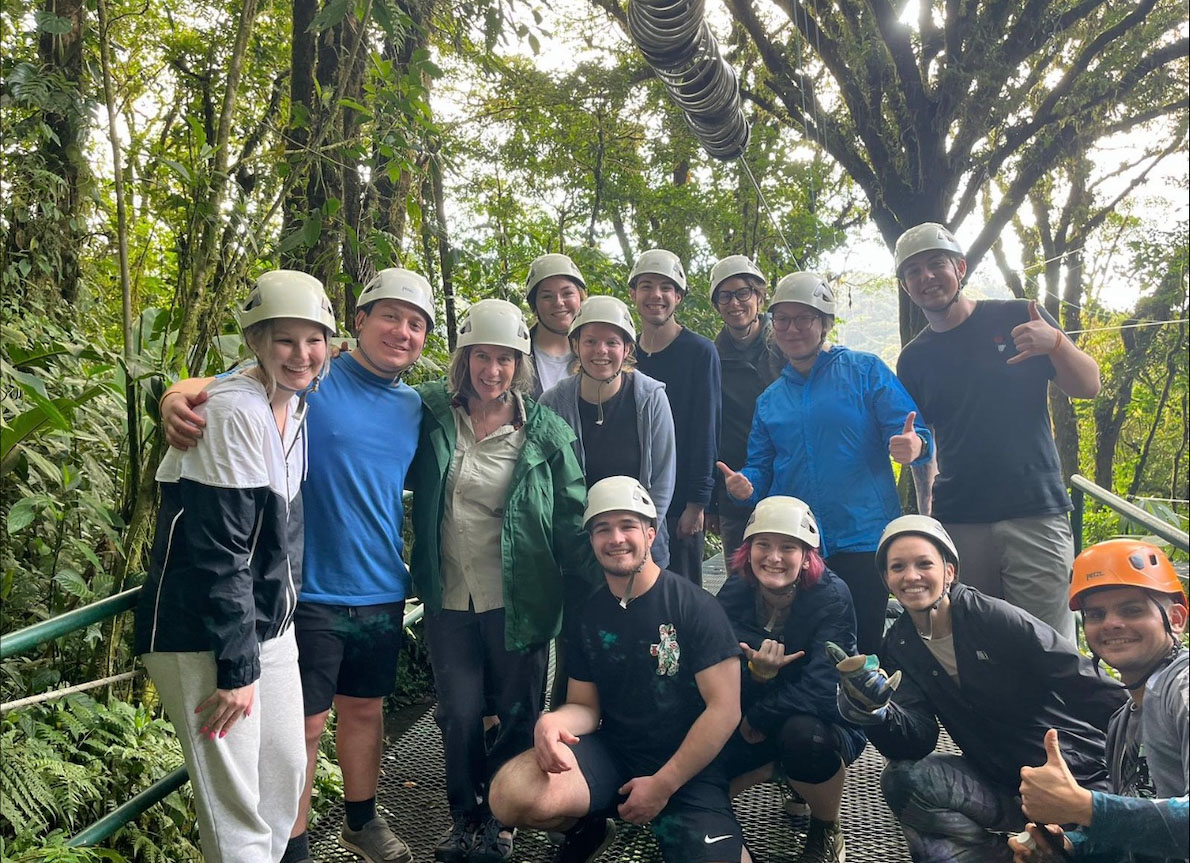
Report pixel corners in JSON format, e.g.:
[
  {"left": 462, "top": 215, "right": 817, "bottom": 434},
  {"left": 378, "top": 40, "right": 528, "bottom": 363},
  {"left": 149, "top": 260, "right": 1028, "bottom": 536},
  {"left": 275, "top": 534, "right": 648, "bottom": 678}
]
[
  {"left": 714, "top": 287, "right": 756, "bottom": 306},
  {"left": 771, "top": 312, "right": 820, "bottom": 331}
]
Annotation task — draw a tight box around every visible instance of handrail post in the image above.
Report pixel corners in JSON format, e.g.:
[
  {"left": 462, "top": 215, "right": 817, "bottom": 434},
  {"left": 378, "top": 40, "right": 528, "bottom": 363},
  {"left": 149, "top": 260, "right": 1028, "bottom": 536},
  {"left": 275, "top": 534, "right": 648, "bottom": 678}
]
[{"left": 1071, "top": 486, "right": 1084, "bottom": 556}]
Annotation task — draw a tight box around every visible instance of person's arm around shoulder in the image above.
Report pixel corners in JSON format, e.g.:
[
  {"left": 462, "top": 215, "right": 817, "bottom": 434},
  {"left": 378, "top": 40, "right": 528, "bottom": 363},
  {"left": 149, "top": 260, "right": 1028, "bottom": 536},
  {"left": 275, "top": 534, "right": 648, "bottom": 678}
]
[
  {"left": 617, "top": 655, "right": 740, "bottom": 824},
  {"left": 534, "top": 679, "right": 601, "bottom": 774},
  {"left": 1008, "top": 300, "right": 1100, "bottom": 399},
  {"left": 160, "top": 376, "right": 216, "bottom": 449}
]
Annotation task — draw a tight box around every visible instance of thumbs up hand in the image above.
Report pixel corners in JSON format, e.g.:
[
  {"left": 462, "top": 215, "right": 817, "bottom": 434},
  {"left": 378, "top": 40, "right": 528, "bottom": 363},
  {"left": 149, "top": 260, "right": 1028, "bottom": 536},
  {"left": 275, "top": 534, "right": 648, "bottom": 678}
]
[
  {"left": 1019, "top": 729, "right": 1094, "bottom": 826},
  {"left": 888, "top": 411, "right": 924, "bottom": 465},
  {"left": 1008, "top": 301, "right": 1064, "bottom": 365},
  {"left": 826, "top": 641, "right": 901, "bottom": 725},
  {"left": 717, "top": 461, "right": 754, "bottom": 502}
]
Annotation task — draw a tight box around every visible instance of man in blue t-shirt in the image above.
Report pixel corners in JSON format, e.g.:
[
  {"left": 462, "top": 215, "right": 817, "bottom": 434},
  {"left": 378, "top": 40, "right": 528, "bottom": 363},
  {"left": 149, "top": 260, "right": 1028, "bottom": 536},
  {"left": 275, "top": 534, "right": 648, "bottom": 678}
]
[
  {"left": 630, "top": 249, "right": 722, "bottom": 587},
  {"left": 893, "top": 223, "right": 1101, "bottom": 642},
  {"left": 161, "top": 268, "right": 435, "bottom": 863},
  {"left": 488, "top": 476, "right": 745, "bottom": 863}
]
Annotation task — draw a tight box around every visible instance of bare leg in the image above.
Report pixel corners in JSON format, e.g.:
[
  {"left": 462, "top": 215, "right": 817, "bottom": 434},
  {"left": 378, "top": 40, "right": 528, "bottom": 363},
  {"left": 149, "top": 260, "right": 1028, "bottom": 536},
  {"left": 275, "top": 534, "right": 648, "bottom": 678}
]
[
  {"left": 729, "top": 762, "right": 776, "bottom": 797},
  {"left": 291, "top": 709, "right": 331, "bottom": 838},
  {"left": 335, "top": 695, "right": 385, "bottom": 801},
  {"left": 790, "top": 764, "right": 846, "bottom": 821},
  {"left": 488, "top": 748, "right": 591, "bottom": 831}
]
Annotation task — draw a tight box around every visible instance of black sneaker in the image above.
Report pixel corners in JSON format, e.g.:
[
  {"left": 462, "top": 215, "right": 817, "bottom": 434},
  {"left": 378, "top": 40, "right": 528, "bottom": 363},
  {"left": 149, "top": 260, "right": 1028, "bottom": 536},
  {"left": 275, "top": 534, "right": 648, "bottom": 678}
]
[
  {"left": 433, "top": 816, "right": 476, "bottom": 863},
  {"left": 470, "top": 815, "right": 515, "bottom": 863},
  {"left": 553, "top": 816, "right": 616, "bottom": 863},
  {"left": 797, "top": 818, "right": 846, "bottom": 863}
]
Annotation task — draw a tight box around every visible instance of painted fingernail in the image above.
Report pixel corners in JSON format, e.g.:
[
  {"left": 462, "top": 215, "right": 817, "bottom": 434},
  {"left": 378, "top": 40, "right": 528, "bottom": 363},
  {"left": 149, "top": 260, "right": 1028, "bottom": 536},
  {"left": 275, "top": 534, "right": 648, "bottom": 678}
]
[
  {"left": 200, "top": 726, "right": 208, "bottom": 734},
  {"left": 219, "top": 730, "right": 227, "bottom": 739}
]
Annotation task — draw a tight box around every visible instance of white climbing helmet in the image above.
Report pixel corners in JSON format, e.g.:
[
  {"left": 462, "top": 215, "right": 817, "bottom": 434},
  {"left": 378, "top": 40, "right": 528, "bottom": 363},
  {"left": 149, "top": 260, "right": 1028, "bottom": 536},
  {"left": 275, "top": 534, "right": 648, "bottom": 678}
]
[
  {"left": 583, "top": 475, "right": 657, "bottom": 528},
  {"left": 456, "top": 298, "right": 532, "bottom": 354},
  {"left": 356, "top": 268, "right": 436, "bottom": 330},
  {"left": 770, "top": 272, "right": 836, "bottom": 316},
  {"left": 629, "top": 248, "right": 687, "bottom": 294},
  {"left": 709, "top": 255, "right": 766, "bottom": 303},
  {"left": 568, "top": 295, "right": 637, "bottom": 342},
  {"left": 893, "top": 223, "right": 965, "bottom": 274},
  {"left": 742, "top": 496, "right": 821, "bottom": 549},
  {"left": 238, "top": 270, "right": 336, "bottom": 335},
  {"left": 525, "top": 253, "right": 587, "bottom": 309},
  {"left": 875, "top": 515, "right": 960, "bottom": 574}
]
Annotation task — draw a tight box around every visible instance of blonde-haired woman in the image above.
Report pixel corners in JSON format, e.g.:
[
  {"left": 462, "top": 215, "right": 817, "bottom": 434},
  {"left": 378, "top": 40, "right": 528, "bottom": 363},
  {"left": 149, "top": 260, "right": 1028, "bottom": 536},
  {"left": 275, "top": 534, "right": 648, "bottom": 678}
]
[
  {"left": 407, "top": 299, "right": 598, "bottom": 863},
  {"left": 135, "top": 270, "right": 334, "bottom": 863}
]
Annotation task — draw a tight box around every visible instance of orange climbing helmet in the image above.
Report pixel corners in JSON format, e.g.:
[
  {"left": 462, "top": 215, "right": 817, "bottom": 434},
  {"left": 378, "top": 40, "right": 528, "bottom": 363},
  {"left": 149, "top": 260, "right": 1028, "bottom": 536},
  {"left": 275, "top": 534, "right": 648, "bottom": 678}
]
[{"left": 1069, "top": 538, "right": 1187, "bottom": 611}]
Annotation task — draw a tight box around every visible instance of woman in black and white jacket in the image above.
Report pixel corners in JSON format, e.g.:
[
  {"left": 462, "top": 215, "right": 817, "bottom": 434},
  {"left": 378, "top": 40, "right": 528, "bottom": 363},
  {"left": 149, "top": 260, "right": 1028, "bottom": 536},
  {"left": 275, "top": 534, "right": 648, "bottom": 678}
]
[{"left": 134, "top": 270, "right": 335, "bottom": 863}]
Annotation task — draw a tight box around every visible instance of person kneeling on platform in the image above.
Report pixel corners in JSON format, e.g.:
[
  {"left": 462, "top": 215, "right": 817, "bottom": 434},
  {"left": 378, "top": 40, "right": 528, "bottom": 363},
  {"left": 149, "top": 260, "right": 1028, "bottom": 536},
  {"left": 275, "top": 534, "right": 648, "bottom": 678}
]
[
  {"left": 1009, "top": 539, "right": 1189, "bottom": 863},
  {"left": 832, "top": 515, "right": 1125, "bottom": 863},
  {"left": 488, "top": 476, "right": 750, "bottom": 863},
  {"left": 716, "top": 496, "right": 866, "bottom": 863}
]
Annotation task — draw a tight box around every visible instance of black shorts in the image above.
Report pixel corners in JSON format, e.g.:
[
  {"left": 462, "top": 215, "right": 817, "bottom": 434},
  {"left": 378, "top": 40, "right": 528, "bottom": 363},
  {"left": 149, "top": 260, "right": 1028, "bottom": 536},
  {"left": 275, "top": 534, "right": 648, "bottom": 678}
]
[
  {"left": 294, "top": 600, "right": 406, "bottom": 715},
  {"left": 570, "top": 733, "right": 744, "bottom": 863}
]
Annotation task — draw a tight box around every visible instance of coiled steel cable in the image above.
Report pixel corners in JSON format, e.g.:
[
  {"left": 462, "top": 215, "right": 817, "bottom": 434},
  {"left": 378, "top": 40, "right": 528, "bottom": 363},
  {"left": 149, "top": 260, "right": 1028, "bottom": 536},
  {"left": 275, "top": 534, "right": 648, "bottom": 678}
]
[{"left": 627, "top": 0, "right": 749, "bottom": 160}]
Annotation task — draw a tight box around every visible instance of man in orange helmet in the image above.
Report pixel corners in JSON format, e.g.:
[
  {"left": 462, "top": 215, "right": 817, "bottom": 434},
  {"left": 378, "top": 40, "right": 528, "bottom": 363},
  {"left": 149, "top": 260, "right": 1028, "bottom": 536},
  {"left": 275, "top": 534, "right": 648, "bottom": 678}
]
[{"left": 1011, "top": 539, "right": 1188, "bottom": 862}]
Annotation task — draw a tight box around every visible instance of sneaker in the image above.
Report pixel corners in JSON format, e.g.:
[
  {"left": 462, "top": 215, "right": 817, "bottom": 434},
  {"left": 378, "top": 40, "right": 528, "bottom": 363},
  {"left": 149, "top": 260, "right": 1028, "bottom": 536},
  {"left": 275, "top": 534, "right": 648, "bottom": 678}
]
[
  {"left": 341, "top": 816, "right": 413, "bottom": 863},
  {"left": 797, "top": 818, "right": 846, "bottom": 863},
  {"left": 434, "top": 816, "right": 477, "bottom": 863},
  {"left": 783, "top": 786, "right": 811, "bottom": 817},
  {"left": 470, "top": 815, "right": 516, "bottom": 863},
  {"left": 553, "top": 816, "right": 616, "bottom": 863}
]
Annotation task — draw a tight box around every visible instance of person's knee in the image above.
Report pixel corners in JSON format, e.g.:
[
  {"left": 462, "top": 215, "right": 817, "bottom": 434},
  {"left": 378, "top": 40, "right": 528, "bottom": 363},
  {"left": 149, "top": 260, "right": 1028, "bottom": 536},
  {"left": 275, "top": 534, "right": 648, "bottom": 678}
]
[
  {"left": 880, "top": 759, "right": 922, "bottom": 816},
  {"left": 334, "top": 694, "right": 383, "bottom": 722},
  {"left": 303, "top": 710, "right": 330, "bottom": 747},
  {"left": 489, "top": 754, "right": 545, "bottom": 825},
  {"left": 777, "top": 715, "right": 842, "bottom": 785}
]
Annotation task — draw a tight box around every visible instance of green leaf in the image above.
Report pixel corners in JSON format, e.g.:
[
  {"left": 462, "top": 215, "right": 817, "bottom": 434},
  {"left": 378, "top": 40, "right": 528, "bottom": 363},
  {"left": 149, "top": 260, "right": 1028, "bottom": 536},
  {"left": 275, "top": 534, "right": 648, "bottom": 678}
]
[
  {"left": 34, "top": 10, "right": 72, "bottom": 34},
  {"left": 309, "top": 0, "right": 352, "bottom": 32},
  {"left": 52, "top": 568, "right": 91, "bottom": 600},
  {"left": 7, "top": 494, "right": 53, "bottom": 534}
]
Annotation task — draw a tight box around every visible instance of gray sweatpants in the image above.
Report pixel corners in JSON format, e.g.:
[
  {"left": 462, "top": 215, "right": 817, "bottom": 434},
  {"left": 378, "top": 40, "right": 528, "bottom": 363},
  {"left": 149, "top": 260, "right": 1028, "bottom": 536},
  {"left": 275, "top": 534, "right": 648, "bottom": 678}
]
[{"left": 143, "top": 629, "right": 305, "bottom": 863}]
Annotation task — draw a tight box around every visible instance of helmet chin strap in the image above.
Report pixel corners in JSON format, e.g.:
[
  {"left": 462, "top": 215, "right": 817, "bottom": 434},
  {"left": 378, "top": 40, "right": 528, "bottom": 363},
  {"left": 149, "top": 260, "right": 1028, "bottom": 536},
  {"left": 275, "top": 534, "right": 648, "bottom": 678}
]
[
  {"left": 580, "top": 367, "right": 624, "bottom": 425},
  {"left": 917, "top": 582, "right": 951, "bottom": 641},
  {"left": 616, "top": 556, "right": 649, "bottom": 609}
]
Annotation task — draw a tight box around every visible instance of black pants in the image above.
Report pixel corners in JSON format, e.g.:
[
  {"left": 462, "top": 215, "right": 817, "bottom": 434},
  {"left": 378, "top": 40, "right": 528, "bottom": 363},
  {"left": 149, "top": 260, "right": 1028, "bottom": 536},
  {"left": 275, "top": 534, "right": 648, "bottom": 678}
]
[
  {"left": 425, "top": 607, "right": 547, "bottom": 817},
  {"left": 715, "top": 486, "right": 752, "bottom": 571},
  {"left": 666, "top": 510, "right": 707, "bottom": 587},
  {"left": 826, "top": 551, "right": 888, "bottom": 656}
]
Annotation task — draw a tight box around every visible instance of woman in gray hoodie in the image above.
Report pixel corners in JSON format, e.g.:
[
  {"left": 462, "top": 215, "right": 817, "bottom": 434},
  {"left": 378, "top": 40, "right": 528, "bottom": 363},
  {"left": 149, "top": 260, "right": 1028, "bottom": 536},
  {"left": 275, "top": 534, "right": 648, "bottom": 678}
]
[{"left": 539, "top": 294, "right": 676, "bottom": 568}]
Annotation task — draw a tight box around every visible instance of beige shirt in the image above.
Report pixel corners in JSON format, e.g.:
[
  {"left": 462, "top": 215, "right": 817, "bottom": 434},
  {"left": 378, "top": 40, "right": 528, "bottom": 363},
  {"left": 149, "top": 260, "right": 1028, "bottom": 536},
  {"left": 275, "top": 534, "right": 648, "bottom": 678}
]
[
  {"left": 440, "top": 395, "right": 527, "bottom": 612},
  {"left": 923, "top": 633, "right": 961, "bottom": 685}
]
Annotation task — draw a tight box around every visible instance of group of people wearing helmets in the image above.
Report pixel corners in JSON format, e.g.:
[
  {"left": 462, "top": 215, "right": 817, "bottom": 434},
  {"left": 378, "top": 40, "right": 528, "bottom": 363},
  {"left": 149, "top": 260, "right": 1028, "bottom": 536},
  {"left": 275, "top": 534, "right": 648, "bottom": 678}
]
[{"left": 139, "top": 219, "right": 1184, "bottom": 863}]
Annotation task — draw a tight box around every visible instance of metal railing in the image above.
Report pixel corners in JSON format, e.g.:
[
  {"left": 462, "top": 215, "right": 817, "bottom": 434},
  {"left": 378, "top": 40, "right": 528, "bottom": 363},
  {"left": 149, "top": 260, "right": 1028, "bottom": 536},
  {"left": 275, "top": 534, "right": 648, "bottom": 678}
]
[
  {"left": 1070, "top": 473, "right": 1190, "bottom": 554},
  {"left": 1, "top": 583, "right": 425, "bottom": 848}
]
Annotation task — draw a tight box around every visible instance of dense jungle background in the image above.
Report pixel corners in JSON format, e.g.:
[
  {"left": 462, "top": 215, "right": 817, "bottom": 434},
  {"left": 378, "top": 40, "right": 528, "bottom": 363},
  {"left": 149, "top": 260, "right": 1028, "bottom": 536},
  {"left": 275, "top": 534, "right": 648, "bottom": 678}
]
[{"left": 2, "top": 0, "right": 1187, "bottom": 858}]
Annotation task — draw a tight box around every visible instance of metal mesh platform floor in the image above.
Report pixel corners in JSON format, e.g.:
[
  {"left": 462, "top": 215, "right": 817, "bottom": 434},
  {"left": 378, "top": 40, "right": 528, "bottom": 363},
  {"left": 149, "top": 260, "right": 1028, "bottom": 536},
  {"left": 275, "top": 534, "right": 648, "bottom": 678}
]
[{"left": 310, "top": 555, "right": 949, "bottom": 862}]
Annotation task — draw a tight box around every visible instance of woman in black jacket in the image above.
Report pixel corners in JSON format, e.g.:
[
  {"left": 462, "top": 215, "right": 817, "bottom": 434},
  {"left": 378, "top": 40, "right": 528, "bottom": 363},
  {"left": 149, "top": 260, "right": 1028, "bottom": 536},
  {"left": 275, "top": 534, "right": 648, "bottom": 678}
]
[
  {"left": 833, "top": 515, "right": 1126, "bottom": 863},
  {"left": 717, "top": 496, "right": 865, "bottom": 863}
]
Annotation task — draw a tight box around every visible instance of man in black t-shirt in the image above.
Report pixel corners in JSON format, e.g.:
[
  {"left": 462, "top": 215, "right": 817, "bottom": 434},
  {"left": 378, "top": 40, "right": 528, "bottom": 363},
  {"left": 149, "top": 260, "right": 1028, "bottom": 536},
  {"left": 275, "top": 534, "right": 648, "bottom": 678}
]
[
  {"left": 892, "top": 223, "right": 1102, "bottom": 641},
  {"left": 489, "top": 477, "right": 747, "bottom": 863}
]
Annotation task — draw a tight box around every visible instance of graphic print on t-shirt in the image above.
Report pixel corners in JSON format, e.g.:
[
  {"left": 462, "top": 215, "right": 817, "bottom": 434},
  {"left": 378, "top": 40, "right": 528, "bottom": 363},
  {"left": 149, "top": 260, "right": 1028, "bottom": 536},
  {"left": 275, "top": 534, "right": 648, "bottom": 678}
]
[{"left": 650, "top": 623, "right": 680, "bottom": 676}]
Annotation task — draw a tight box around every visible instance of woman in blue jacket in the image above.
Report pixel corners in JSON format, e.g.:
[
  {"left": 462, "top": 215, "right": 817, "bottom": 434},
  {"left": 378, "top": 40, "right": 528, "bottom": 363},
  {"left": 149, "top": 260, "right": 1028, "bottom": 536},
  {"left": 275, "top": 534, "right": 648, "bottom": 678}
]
[
  {"left": 719, "top": 273, "right": 932, "bottom": 655},
  {"left": 717, "top": 495, "right": 865, "bottom": 863},
  {"left": 406, "top": 299, "right": 598, "bottom": 863},
  {"left": 134, "top": 271, "right": 335, "bottom": 863},
  {"left": 538, "top": 294, "right": 676, "bottom": 567}
]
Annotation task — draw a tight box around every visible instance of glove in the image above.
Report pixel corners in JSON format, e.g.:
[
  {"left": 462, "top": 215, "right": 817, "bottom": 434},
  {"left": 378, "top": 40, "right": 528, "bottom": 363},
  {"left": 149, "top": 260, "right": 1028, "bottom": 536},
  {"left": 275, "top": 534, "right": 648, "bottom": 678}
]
[{"left": 826, "top": 641, "right": 901, "bottom": 726}]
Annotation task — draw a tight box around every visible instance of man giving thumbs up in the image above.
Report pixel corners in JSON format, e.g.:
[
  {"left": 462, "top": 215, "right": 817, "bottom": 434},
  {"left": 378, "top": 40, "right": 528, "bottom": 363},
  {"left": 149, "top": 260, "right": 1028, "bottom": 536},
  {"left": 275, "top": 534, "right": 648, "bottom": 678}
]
[{"left": 892, "top": 223, "right": 1101, "bottom": 642}]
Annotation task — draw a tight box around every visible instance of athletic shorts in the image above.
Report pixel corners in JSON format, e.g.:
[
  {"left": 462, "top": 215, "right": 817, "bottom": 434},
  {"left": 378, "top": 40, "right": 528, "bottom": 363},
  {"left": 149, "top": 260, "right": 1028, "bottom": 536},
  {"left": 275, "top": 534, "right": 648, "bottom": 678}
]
[
  {"left": 294, "top": 600, "right": 406, "bottom": 715},
  {"left": 570, "top": 732, "right": 744, "bottom": 863}
]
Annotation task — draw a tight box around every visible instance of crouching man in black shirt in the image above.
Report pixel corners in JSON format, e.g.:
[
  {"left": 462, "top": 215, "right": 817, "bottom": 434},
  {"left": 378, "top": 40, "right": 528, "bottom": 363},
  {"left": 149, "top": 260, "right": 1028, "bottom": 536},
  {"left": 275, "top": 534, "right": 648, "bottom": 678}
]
[{"left": 489, "top": 476, "right": 747, "bottom": 863}]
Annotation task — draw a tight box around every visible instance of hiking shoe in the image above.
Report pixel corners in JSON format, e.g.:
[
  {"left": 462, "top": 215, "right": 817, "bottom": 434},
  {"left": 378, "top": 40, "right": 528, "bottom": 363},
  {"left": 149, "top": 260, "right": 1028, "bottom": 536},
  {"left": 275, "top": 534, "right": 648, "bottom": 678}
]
[
  {"left": 553, "top": 816, "right": 616, "bottom": 863},
  {"left": 470, "top": 815, "right": 516, "bottom": 863},
  {"left": 433, "top": 816, "right": 477, "bottom": 863},
  {"left": 797, "top": 818, "right": 846, "bottom": 863},
  {"left": 340, "top": 816, "right": 413, "bottom": 863}
]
